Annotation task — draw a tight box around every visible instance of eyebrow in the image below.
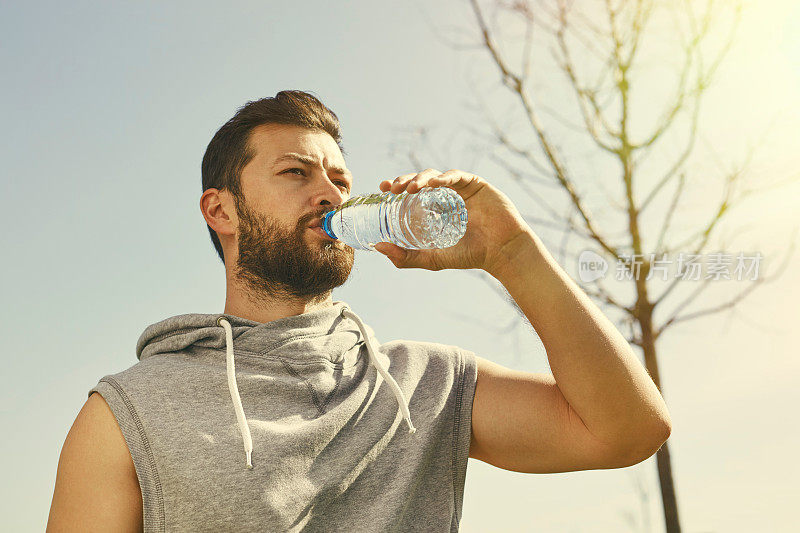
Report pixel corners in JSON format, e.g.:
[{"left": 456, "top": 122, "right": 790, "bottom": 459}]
[{"left": 273, "top": 153, "right": 352, "bottom": 179}]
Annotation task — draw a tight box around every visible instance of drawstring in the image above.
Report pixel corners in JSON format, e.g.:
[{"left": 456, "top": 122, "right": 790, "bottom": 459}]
[
  {"left": 217, "top": 306, "right": 415, "bottom": 469},
  {"left": 340, "top": 306, "right": 416, "bottom": 435},
  {"left": 217, "top": 316, "right": 254, "bottom": 469}
]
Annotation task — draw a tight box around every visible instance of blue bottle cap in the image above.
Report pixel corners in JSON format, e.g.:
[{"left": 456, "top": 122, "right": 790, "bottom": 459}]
[{"left": 322, "top": 211, "right": 337, "bottom": 239}]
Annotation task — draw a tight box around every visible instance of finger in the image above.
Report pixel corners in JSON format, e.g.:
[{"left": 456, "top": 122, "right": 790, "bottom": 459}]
[
  {"left": 378, "top": 242, "right": 444, "bottom": 271},
  {"left": 379, "top": 174, "right": 415, "bottom": 191},
  {"left": 407, "top": 168, "right": 444, "bottom": 193},
  {"left": 374, "top": 242, "right": 398, "bottom": 257},
  {"left": 373, "top": 242, "right": 406, "bottom": 265},
  {"left": 427, "top": 169, "right": 480, "bottom": 191},
  {"left": 392, "top": 169, "right": 442, "bottom": 194},
  {"left": 382, "top": 173, "right": 415, "bottom": 194},
  {"left": 390, "top": 173, "right": 419, "bottom": 194}
]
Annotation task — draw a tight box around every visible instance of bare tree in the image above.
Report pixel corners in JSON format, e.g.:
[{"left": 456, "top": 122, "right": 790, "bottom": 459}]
[{"left": 398, "top": 0, "right": 798, "bottom": 531}]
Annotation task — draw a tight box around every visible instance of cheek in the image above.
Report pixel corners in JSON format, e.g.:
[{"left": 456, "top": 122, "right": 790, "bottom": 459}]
[
  {"left": 270, "top": 204, "right": 306, "bottom": 230},
  {"left": 249, "top": 186, "right": 314, "bottom": 228},
  {"left": 248, "top": 191, "right": 291, "bottom": 218}
]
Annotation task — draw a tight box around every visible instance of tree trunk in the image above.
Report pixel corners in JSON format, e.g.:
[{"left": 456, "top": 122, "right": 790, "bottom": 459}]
[
  {"left": 640, "top": 307, "right": 681, "bottom": 532},
  {"left": 655, "top": 442, "right": 680, "bottom": 532}
]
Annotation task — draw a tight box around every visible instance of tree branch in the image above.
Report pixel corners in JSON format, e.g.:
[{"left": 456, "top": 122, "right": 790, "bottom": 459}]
[
  {"left": 666, "top": 150, "right": 751, "bottom": 256},
  {"left": 639, "top": 92, "right": 700, "bottom": 213},
  {"left": 654, "top": 171, "right": 687, "bottom": 255},
  {"left": 552, "top": 1, "right": 622, "bottom": 153},
  {"left": 469, "top": 0, "right": 621, "bottom": 259},
  {"left": 656, "top": 227, "right": 798, "bottom": 338}
]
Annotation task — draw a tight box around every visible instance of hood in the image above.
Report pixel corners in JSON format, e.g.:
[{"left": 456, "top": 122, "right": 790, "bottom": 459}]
[
  {"left": 136, "top": 301, "right": 373, "bottom": 364},
  {"left": 134, "top": 300, "right": 416, "bottom": 469}
]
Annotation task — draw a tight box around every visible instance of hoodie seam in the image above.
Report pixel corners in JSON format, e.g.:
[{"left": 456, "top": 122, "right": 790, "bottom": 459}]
[
  {"left": 144, "top": 327, "right": 201, "bottom": 344},
  {"left": 319, "top": 374, "right": 343, "bottom": 413},
  {"left": 451, "top": 349, "right": 467, "bottom": 530},
  {"left": 280, "top": 359, "right": 326, "bottom": 416},
  {"left": 142, "top": 323, "right": 367, "bottom": 367},
  {"left": 256, "top": 331, "right": 359, "bottom": 355},
  {"left": 100, "top": 376, "right": 166, "bottom": 532},
  {"left": 230, "top": 345, "right": 365, "bottom": 369}
]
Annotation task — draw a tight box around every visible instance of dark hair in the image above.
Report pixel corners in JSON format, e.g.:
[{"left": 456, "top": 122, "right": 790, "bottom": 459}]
[{"left": 201, "top": 90, "right": 343, "bottom": 265}]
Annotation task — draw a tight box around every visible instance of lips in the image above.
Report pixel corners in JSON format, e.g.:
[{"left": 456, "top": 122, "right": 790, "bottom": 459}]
[
  {"left": 308, "top": 213, "right": 329, "bottom": 229},
  {"left": 311, "top": 226, "right": 334, "bottom": 240}
]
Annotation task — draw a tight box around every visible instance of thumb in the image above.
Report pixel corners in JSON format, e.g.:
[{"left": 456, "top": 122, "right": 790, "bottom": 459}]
[
  {"left": 374, "top": 242, "right": 403, "bottom": 259},
  {"left": 374, "top": 242, "right": 412, "bottom": 266},
  {"left": 375, "top": 242, "right": 435, "bottom": 270}
]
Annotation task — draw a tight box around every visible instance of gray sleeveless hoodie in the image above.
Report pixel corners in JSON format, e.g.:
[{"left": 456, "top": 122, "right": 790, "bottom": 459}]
[{"left": 88, "top": 300, "right": 477, "bottom": 532}]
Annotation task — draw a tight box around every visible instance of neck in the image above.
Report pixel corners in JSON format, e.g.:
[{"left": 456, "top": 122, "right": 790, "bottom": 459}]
[{"left": 222, "top": 271, "right": 335, "bottom": 324}]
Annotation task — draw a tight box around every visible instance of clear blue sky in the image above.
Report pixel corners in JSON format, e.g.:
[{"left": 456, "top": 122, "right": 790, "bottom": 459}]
[{"left": 2, "top": 1, "right": 799, "bottom": 531}]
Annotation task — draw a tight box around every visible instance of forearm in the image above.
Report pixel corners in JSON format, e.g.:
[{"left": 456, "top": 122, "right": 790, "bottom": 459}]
[{"left": 486, "top": 228, "right": 672, "bottom": 451}]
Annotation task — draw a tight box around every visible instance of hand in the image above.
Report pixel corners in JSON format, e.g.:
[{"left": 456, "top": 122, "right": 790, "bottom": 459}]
[{"left": 374, "top": 168, "right": 530, "bottom": 273}]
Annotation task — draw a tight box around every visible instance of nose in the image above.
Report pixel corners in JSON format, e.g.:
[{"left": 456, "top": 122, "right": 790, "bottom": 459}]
[{"left": 311, "top": 175, "right": 349, "bottom": 208}]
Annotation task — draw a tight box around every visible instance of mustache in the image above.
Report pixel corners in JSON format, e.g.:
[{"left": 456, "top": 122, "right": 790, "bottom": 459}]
[{"left": 302, "top": 208, "right": 336, "bottom": 227}]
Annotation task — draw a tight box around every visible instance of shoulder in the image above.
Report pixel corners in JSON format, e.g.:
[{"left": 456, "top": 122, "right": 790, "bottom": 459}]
[
  {"left": 70, "top": 393, "right": 141, "bottom": 484},
  {"left": 94, "top": 354, "right": 190, "bottom": 395},
  {"left": 47, "top": 393, "right": 143, "bottom": 531},
  {"left": 380, "top": 339, "right": 475, "bottom": 368},
  {"left": 379, "top": 340, "right": 477, "bottom": 394},
  {"left": 73, "top": 392, "right": 137, "bottom": 463}
]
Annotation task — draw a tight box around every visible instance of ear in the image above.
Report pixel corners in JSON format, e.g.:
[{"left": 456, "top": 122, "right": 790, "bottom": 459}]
[{"left": 200, "top": 188, "right": 237, "bottom": 237}]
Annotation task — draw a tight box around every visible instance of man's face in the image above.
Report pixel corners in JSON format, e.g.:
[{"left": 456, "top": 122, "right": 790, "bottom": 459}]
[{"left": 230, "top": 124, "right": 355, "bottom": 300}]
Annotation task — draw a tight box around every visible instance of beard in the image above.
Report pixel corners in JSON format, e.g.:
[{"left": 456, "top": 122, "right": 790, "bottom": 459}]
[{"left": 231, "top": 197, "right": 354, "bottom": 302}]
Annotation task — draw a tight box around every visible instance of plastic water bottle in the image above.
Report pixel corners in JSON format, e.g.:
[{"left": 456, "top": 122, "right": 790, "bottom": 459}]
[{"left": 320, "top": 186, "right": 468, "bottom": 251}]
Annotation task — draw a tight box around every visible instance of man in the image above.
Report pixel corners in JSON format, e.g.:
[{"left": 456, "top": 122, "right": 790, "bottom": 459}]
[{"left": 47, "top": 90, "right": 671, "bottom": 532}]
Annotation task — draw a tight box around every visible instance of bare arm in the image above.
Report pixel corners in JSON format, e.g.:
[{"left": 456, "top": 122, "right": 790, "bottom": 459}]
[
  {"left": 470, "top": 228, "right": 671, "bottom": 473},
  {"left": 47, "top": 393, "right": 143, "bottom": 532},
  {"left": 372, "top": 171, "right": 670, "bottom": 473}
]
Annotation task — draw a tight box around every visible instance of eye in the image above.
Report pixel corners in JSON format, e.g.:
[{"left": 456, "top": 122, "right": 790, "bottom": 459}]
[{"left": 281, "top": 167, "right": 306, "bottom": 176}]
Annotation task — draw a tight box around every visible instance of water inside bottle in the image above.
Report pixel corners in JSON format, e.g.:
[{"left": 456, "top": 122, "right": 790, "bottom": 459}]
[{"left": 405, "top": 187, "right": 467, "bottom": 248}]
